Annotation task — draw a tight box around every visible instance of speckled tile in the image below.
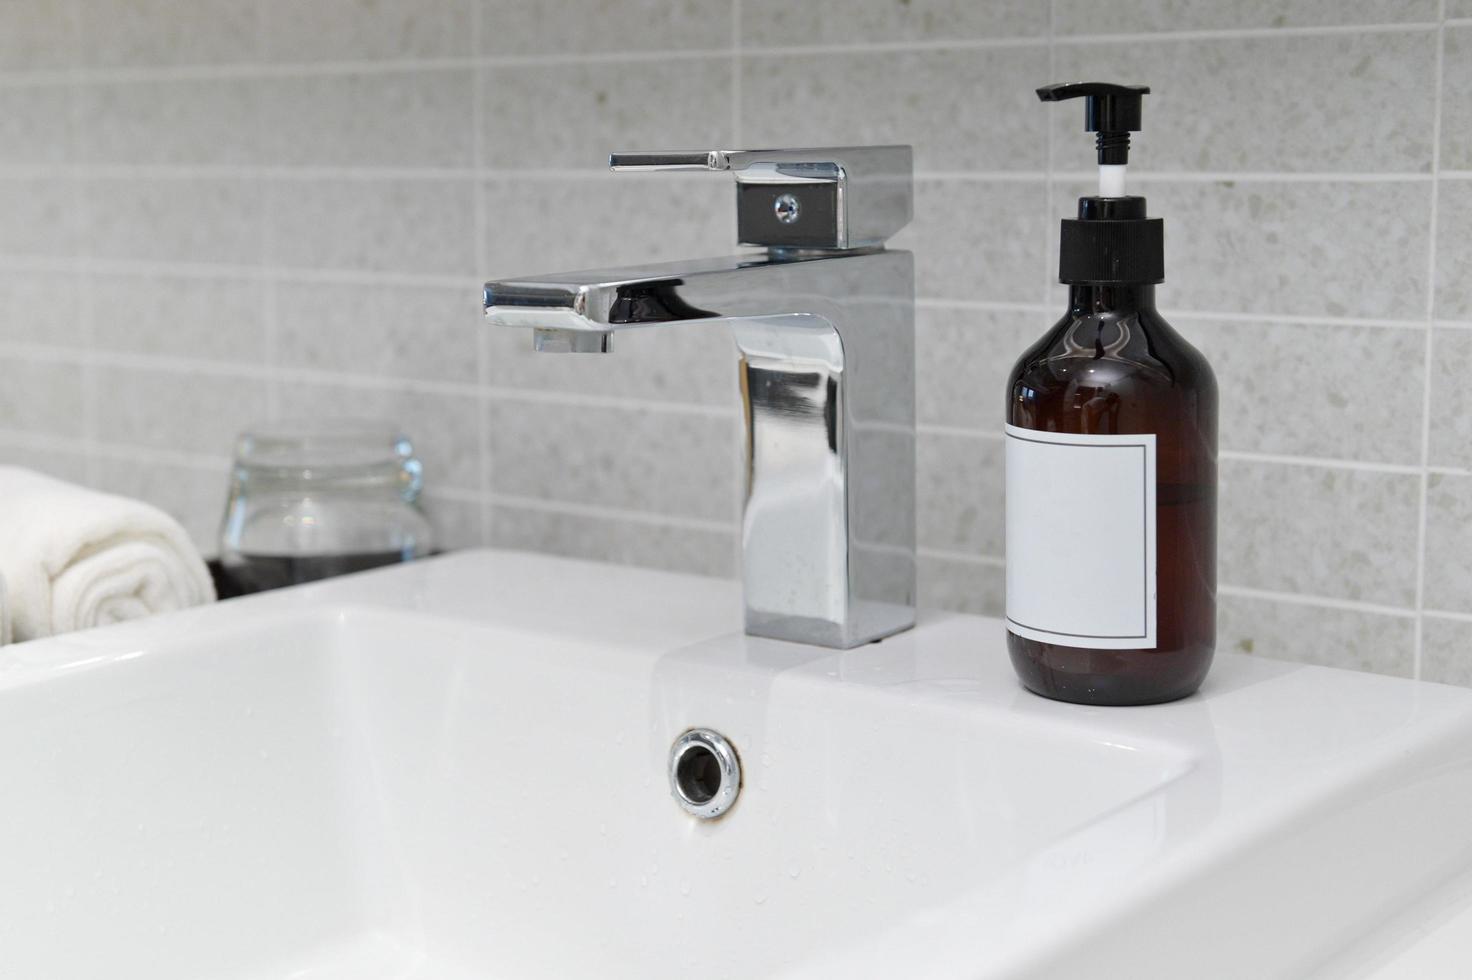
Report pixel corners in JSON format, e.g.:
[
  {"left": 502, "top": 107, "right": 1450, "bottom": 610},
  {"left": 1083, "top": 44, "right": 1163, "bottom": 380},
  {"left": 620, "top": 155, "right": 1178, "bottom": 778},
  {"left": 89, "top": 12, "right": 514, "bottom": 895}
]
[
  {"left": 276, "top": 381, "right": 482, "bottom": 493},
  {"left": 261, "top": 70, "right": 473, "bottom": 169},
  {"left": 1219, "top": 458, "right": 1420, "bottom": 606},
  {"left": 480, "top": 174, "right": 733, "bottom": 277},
  {"left": 0, "top": 86, "right": 75, "bottom": 166},
  {"left": 262, "top": 0, "right": 473, "bottom": 61},
  {"left": 0, "top": 270, "right": 84, "bottom": 347},
  {"left": 0, "top": 441, "right": 90, "bottom": 484},
  {"left": 274, "top": 281, "right": 478, "bottom": 384},
  {"left": 89, "top": 456, "right": 229, "bottom": 555},
  {"left": 267, "top": 178, "right": 473, "bottom": 276},
  {"left": 1058, "top": 179, "right": 1433, "bottom": 321},
  {"left": 92, "top": 365, "right": 266, "bottom": 456},
  {"left": 742, "top": 0, "right": 1044, "bottom": 45},
  {"left": 1450, "top": 0, "right": 1472, "bottom": 17},
  {"left": 1422, "top": 615, "right": 1472, "bottom": 687},
  {"left": 1053, "top": 0, "right": 1436, "bottom": 33},
  {"left": 1435, "top": 181, "right": 1472, "bottom": 322},
  {"left": 915, "top": 305, "right": 1041, "bottom": 431},
  {"left": 79, "top": 0, "right": 260, "bottom": 67},
  {"left": 486, "top": 398, "right": 737, "bottom": 523},
  {"left": 92, "top": 272, "right": 266, "bottom": 364},
  {"left": 484, "top": 321, "right": 739, "bottom": 407},
  {"left": 423, "top": 492, "right": 486, "bottom": 550},
  {"left": 1442, "top": 29, "right": 1472, "bottom": 172},
  {"left": 478, "top": 0, "right": 732, "bottom": 55},
  {"left": 1217, "top": 592, "right": 1415, "bottom": 677},
  {"left": 0, "top": 0, "right": 79, "bottom": 71},
  {"left": 87, "top": 178, "right": 262, "bottom": 266},
  {"left": 480, "top": 59, "right": 731, "bottom": 171},
  {"left": 898, "top": 178, "right": 1049, "bottom": 304},
  {"left": 81, "top": 78, "right": 259, "bottom": 166},
  {"left": 917, "top": 554, "right": 1005, "bottom": 618},
  {"left": 1423, "top": 473, "right": 1472, "bottom": 615},
  {"left": 1428, "top": 328, "right": 1472, "bottom": 469},
  {"left": 741, "top": 46, "right": 1048, "bottom": 173},
  {"left": 0, "top": 356, "right": 83, "bottom": 437},
  {"left": 1188, "top": 317, "right": 1427, "bottom": 464},
  {"left": 0, "top": 178, "right": 80, "bottom": 258},
  {"left": 490, "top": 503, "right": 738, "bottom": 578},
  {"left": 1051, "top": 31, "right": 1435, "bottom": 174},
  {"left": 917, "top": 431, "right": 1004, "bottom": 557}
]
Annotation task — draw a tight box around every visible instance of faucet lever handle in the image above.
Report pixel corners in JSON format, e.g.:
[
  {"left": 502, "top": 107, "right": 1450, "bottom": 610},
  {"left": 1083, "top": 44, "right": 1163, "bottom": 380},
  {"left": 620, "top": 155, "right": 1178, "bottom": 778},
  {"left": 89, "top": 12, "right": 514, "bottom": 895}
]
[{"left": 609, "top": 145, "right": 913, "bottom": 250}]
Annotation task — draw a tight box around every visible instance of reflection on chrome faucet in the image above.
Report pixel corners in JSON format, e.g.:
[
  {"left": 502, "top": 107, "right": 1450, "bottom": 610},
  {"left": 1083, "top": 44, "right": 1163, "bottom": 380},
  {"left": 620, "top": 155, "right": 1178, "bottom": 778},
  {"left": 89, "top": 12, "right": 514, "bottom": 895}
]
[{"left": 484, "top": 146, "right": 916, "bottom": 649}]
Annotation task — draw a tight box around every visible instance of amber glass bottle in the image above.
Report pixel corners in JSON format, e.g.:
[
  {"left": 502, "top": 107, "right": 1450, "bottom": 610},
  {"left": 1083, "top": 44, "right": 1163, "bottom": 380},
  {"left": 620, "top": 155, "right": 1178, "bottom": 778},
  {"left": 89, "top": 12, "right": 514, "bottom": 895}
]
[
  {"left": 1008, "top": 82, "right": 1217, "bottom": 705},
  {"left": 1006, "top": 283, "right": 1217, "bottom": 705}
]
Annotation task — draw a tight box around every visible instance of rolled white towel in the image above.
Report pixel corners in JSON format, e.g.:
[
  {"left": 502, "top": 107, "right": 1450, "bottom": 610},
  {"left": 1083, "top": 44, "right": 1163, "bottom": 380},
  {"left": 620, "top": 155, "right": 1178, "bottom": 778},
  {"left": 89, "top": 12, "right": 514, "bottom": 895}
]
[{"left": 0, "top": 467, "right": 215, "bottom": 642}]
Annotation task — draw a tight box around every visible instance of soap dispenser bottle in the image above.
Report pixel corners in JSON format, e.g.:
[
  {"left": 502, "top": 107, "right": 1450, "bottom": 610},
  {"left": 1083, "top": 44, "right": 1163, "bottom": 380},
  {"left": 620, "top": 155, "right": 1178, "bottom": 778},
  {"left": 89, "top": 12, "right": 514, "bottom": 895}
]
[{"left": 1006, "top": 82, "right": 1217, "bottom": 706}]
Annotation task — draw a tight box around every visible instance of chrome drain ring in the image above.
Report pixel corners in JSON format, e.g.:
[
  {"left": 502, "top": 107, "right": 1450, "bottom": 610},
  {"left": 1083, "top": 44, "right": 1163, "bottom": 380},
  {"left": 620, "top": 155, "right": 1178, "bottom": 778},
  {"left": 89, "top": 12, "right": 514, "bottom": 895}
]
[{"left": 669, "top": 728, "right": 741, "bottom": 820}]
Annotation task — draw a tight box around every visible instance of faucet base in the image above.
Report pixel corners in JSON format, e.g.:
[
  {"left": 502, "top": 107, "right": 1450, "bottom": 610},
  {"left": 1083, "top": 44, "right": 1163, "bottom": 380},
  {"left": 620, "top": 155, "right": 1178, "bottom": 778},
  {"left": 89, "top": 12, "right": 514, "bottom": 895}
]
[{"left": 745, "top": 602, "right": 916, "bottom": 650}]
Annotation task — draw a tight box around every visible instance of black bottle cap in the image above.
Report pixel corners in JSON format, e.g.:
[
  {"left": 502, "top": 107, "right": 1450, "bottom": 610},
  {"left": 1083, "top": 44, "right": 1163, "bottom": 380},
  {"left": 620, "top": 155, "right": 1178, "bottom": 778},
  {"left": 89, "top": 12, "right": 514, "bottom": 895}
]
[
  {"left": 1038, "top": 82, "right": 1164, "bottom": 285},
  {"left": 1060, "top": 200, "right": 1164, "bottom": 285}
]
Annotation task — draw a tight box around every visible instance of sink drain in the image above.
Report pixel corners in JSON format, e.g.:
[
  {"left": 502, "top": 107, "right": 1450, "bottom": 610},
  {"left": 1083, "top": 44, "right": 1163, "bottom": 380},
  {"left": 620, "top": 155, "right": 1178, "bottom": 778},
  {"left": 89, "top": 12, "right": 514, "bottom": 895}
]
[{"left": 669, "top": 728, "right": 741, "bottom": 820}]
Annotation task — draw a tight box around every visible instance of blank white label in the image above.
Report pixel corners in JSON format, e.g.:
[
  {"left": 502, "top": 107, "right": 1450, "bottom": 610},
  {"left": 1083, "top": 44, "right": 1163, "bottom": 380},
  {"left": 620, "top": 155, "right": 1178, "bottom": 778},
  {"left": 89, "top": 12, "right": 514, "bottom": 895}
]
[{"left": 1005, "top": 424, "right": 1157, "bottom": 649}]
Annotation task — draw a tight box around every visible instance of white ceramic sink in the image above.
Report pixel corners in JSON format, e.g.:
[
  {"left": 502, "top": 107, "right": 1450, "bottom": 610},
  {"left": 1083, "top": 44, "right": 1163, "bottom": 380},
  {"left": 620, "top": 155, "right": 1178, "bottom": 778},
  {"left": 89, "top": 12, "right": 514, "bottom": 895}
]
[{"left": 3, "top": 550, "right": 1472, "bottom": 979}]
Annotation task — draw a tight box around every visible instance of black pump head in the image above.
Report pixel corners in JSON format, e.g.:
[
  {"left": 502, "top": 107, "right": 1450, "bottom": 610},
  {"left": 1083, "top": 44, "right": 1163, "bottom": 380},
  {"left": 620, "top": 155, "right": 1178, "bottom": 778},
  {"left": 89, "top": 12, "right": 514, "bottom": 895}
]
[{"left": 1037, "top": 82, "right": 1150, "bottom": 165}]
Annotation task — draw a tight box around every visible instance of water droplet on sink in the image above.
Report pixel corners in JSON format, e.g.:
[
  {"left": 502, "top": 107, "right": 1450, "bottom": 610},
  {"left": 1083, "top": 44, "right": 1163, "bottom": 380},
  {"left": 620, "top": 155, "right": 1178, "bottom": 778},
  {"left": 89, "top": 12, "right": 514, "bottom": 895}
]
[
  {"left": 754, "top": 894, "right": 768, "bottom": 905},
  {"left": 761, "top": 753, "right": 773, "bottom": 767},
  {"left": 787, "top": 864, "right": 801, "bottom": 879},
  {"left": 679, "top": 880, "right": 692, "bottom": 896}
]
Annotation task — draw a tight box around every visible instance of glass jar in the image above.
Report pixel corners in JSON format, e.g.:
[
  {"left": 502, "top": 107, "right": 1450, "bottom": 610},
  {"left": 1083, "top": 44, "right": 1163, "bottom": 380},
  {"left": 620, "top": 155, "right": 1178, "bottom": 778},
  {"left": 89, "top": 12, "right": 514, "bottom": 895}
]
[{"left": 216, "top": 419, "right": 434, "bottom": 596}]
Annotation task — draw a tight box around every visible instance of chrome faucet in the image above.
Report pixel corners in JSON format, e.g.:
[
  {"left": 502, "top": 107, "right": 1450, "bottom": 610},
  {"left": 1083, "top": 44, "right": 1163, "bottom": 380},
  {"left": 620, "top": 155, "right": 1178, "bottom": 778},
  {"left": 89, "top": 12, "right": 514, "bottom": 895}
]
[{"left": 484, "top": 146, "right": 915, "bottom": 649}]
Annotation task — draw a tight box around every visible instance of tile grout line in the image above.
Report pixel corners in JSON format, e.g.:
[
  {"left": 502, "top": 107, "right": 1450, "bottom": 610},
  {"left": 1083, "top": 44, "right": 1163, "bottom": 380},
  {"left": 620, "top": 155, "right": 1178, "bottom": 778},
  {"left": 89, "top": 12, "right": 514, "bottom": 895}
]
[
  {"left": 68, "top": 43, "right": 98, "bottom": 488},
  {"left": 1412, "top": 0, "right": 1448, "bottom": 681},
  {"left": 5, "top": 164, "right": 1458, "bottom": 184},
  {"left": 1051, "top": 21, "right": 1439, "bottom": 44},
  {"left": 489, "top": 493, "right": 737, "bottom": 535},
  {"left": 0, "top": 19, "right": 1451, "bottom": 89},
  {"left": 1217, "top": 584, "right": 1418, "bottom": 620},
  {"left": 259, "top": 59, "right": 278, "bottom": 424},
  {"left": 471, "top": 0, "right": 491, "bottom": 548}
]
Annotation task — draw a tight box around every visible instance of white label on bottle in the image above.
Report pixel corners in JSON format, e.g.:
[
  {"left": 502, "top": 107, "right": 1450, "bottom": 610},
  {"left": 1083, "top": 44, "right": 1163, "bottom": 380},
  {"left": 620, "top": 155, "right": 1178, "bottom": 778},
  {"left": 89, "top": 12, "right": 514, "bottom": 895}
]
[{"left": 1005, "top": 424, "right": 1157, "bottom": 650}]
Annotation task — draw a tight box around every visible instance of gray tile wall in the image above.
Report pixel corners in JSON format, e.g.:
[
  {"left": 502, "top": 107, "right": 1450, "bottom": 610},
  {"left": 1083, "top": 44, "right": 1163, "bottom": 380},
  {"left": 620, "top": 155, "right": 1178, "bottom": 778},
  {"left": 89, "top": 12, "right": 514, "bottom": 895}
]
[{"left": 0, "top": 0, "right": 1469, "bottom": 683}]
